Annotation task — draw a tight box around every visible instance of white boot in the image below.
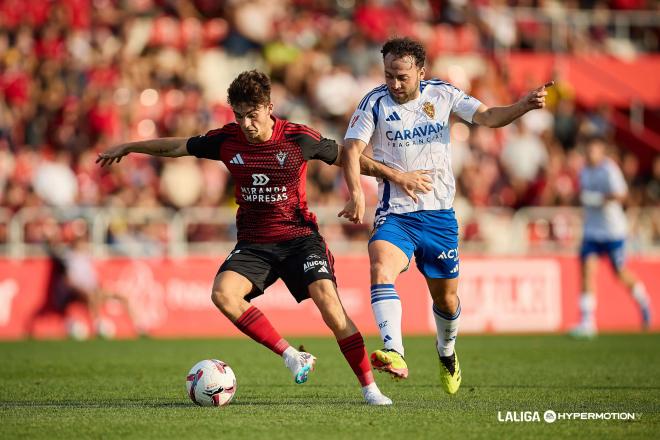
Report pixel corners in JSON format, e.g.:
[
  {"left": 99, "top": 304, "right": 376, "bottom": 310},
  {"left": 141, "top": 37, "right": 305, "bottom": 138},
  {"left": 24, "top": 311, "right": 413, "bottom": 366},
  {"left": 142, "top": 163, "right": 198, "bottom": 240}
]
[
  {"left": 361, "top": 383, "right": 393, "bottom": 405},
  {"left": 283, "top": 347, "right": 316, "bottom": 384}
]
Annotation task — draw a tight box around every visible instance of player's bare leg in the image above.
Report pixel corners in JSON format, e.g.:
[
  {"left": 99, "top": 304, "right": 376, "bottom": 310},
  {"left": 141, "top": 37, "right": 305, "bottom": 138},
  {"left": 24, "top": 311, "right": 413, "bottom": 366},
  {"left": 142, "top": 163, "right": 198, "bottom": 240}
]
[
  {"left": 211, "top": 271, "right": 254, "bottom": 320},
  {"left": 427, "top": 277, "right": 462, "bottom": 394},
  {"left": 211, "top": 271, "right": 311, "bottom": 384},
  {"left": 616, "top": 267, "right": 651, "bottom": 330},
  {"left": 368, "top": 240, "right": 409, "bottom": 379},
  {"left": 308, "top": 279, "right": 392, "bottom": 405},
  {"left": 74, "top": 287, "right": 108, "bottom": 339},
  {"left": 95, "top": 288, "right": 146, "bottom": 337},
  {"left": 571, "top": 256, "right": 598, "bottom": 338},
  {"left": 308, "top": 279, "right": 357, "bottom": 338},
  {"left": 90, "top": 288, "right": 119, "bottom": 339}
]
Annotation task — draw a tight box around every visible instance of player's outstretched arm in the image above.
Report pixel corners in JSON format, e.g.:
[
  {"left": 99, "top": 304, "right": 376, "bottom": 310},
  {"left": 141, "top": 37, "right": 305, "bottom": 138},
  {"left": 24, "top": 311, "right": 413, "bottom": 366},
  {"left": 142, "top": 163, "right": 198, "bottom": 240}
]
[
  {"left": 96, "top": 137, "right": 190, "bottom": 167},
  {"left": 473, "top": 81, "right": 554, "bottom": 128}
]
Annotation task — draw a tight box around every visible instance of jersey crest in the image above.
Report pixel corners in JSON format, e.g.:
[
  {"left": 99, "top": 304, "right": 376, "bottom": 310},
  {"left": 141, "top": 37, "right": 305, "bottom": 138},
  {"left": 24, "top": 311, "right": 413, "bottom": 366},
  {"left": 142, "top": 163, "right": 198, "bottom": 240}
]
[
  {"left": 422, "top": 102, "right": 435, "bottom": 119},
  {"left": 276, "top": 151, "right": 287, "bottom": 167}
]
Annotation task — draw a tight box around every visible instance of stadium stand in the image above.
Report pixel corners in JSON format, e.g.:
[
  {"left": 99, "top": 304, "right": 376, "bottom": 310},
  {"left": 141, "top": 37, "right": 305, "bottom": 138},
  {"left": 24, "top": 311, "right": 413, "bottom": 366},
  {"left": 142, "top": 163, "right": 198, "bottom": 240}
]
[{"left": 0, "top": 0, "right": 658, "bottom": 257}]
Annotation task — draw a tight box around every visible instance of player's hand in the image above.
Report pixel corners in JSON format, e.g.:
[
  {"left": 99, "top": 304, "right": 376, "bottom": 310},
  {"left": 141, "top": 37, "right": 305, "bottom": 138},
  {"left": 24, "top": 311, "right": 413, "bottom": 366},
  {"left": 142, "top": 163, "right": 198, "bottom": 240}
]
[
  {"left": 397, "top": 170, "right": 433, "bottom": 203},
  {"left": 522, "top": 81, "right": 553, "bottom": 111},
  {"left": 338, "top": 192, "right": 366, "bottom": 224},
  {"left": 96, "top": 144, "right": 129, "bottom": 167}
]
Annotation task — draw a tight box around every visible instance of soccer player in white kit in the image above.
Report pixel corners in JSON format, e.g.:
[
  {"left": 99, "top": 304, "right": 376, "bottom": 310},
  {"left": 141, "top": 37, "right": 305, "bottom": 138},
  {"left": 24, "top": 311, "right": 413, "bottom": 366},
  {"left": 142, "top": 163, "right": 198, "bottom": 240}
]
[
  {"left": 570, "top": 136, "right": 651, "bottom": 339},
  {"left": 340, "top": 37, "right": 552, "bottom": 394}
]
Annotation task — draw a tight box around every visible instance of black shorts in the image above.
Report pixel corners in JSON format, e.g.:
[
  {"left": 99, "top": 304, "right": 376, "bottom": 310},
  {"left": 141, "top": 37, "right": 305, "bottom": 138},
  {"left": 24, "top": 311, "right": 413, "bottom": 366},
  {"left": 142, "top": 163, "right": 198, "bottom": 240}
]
[{"left": 218, "top": 233, "right": 336, "bottom": 303}]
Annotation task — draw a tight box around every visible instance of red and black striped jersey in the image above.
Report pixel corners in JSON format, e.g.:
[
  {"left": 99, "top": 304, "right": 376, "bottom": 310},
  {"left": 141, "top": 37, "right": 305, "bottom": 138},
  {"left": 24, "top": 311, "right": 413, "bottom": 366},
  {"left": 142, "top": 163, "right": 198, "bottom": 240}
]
[{"left": 186, "top": 117, "right": 339, "bottom": 243}]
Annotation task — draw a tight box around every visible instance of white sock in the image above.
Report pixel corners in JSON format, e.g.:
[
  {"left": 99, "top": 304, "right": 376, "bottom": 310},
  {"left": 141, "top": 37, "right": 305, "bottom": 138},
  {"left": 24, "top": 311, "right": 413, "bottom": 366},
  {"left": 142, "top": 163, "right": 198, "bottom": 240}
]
[
  {"left": 580, "top": 293, "right": 596, "bottom": 327},
  {"left": 361, "top": 382, "right": 380, "bottom": 396},
  {"left": 282, "top": 346, "right": 298, "bottom": 361},
  {"left": 370, "top": 284, "right": 404, "bottom": 356},
  {"left": 632, "top": 283, "right": 649, "bottom": 308},
  {"left": 433, "top": 299, "right": 461, "bottom": 357}
]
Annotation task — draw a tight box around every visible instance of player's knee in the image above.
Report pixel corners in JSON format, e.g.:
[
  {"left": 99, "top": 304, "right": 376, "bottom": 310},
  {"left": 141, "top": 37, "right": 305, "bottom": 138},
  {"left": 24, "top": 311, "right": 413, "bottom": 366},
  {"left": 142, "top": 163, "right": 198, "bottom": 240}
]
[
  {"left": 210, "top": 289, "right": 224, "bottom": 310},
  {"left": 211, "top": 288, "right": 239, "bottom": 314}
]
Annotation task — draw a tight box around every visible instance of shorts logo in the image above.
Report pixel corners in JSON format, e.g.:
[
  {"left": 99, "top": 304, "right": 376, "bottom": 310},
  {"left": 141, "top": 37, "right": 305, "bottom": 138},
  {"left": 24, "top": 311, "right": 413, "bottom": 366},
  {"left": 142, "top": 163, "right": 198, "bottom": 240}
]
[
  {"left": 450, "top": 264, "right": 459, "bottom": 274},
  {"left": 252, "top": 174, "right": 270, "bottom": 185},
  {"left": 306, "top": 254, "right": 321, "bottom": 260},
  {"left": 303, "top": 260, "right": 328, "bottom": 273},
  {"left": 226, "top": 249, "right": 241, "bottom": 260},
  {"left": 437, "top": 248, "right": 458, "bottom": 260}
]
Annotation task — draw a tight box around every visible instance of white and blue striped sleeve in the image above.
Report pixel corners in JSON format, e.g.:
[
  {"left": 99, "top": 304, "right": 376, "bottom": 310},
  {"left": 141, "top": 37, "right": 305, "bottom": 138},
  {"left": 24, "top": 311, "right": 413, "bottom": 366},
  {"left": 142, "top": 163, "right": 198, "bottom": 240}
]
[
  {"left": 607, "top": 161, "right": 628, "bottom": 195},
  {"left": 450, "top": 87, "right": 482, "bottom": 123},
  {"left": 344, "top": 85, "right": 386, "bottom": 144}
]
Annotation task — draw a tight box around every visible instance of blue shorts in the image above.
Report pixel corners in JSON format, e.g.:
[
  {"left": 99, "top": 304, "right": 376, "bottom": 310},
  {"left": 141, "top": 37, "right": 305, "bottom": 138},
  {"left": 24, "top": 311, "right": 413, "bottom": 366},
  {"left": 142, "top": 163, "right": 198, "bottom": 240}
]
[
  {"left": 580, "top": 239, "right": 626, "bottom": 271},
  {"left": 369, "top": 209, "right": 459, "bottom": 279}
]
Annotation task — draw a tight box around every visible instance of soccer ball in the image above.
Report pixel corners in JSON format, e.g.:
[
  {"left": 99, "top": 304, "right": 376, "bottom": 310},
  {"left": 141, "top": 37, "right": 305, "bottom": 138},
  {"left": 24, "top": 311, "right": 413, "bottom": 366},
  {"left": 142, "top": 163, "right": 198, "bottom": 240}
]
[{"left": 185, "top": 359, "right": 237, "bottom": 407}]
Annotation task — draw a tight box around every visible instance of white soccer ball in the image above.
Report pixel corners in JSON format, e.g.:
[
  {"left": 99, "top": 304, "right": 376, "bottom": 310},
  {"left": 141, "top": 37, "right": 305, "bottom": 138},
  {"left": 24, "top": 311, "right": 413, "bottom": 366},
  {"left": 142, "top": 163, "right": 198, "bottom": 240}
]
[{"left": 185, "top": 359, "right": 237, "bottom": 407}]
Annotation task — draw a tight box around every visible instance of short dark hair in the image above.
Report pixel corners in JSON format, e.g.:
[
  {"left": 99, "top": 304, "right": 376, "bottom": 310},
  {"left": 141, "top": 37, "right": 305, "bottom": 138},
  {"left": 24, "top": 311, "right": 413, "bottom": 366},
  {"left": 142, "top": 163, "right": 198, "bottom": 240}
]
[
  {"left": 585, "top": 135, "right": 607, "bottom": 146},
  {"left": 227, "top": 70, "right": 271, "bottom": 108},
  {"left": 381, "top": 37, "right": 426, "bottom": 68}
]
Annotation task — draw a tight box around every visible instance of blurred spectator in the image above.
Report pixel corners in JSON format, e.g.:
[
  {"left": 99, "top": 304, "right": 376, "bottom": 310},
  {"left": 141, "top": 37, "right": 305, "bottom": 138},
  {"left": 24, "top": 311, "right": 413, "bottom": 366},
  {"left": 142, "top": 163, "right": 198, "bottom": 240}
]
[
  {"left": 0, "top": 0, "right": 657, "bottom": 252},
  {"left": 501, "top": 121, "right": 548, "bottom": 183},
  {"left": 32, "top": 151, "right": 79, "bottom": 207}
]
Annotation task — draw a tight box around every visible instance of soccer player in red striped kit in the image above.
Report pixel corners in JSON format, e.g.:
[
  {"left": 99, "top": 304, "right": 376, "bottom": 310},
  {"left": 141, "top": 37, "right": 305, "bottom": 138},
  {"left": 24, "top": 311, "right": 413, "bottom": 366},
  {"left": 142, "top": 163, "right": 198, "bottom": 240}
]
[{"left": 97, "top": 70, "right": 433, "bottom": 405}]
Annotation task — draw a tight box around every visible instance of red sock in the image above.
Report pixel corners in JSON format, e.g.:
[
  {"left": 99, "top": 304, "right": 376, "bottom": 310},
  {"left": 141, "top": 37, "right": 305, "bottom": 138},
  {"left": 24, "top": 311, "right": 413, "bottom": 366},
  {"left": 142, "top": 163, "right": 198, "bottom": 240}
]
[
  {"left": 235, "top": 306, "right": 290, "bottom": 355},
  {"left": 338, "top": 332, "right": 374, "bottom": 386}
]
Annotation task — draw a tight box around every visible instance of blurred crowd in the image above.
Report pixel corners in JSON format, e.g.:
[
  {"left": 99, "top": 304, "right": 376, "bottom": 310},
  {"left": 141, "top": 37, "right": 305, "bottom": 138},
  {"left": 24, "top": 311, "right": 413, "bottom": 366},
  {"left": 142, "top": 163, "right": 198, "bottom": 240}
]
[{"left": 0, "top": 0, "right": 658, "bottom": 251}]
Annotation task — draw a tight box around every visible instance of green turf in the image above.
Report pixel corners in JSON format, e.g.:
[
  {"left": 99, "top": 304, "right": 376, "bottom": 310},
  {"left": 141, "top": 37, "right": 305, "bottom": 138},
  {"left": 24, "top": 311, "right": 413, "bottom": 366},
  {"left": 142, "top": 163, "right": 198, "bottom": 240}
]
[{"left": 1, "top": 334, "right": 659, "bottom": 439}]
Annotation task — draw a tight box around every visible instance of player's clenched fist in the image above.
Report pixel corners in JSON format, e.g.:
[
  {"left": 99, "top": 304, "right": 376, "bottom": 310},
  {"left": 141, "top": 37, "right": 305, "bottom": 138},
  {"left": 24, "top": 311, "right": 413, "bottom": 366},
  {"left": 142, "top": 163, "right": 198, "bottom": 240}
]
[{"left": 338, "top": 193, "right": 366, "bottom": 224}]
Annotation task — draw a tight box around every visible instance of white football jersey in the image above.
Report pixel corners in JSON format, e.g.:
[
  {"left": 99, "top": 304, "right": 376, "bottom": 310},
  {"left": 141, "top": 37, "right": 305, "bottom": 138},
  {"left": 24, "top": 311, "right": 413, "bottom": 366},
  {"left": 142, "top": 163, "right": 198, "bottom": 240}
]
[
  {"left": 580, "top": 159, "right": 628, "bottom": 241},
  {"left": 345, "top": 80, "right": 482, "bottom": 219}
]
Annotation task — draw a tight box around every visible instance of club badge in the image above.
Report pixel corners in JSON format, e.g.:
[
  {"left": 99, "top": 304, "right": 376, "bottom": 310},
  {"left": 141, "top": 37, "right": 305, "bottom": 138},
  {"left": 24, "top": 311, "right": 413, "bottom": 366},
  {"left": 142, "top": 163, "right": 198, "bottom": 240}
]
[
  {"left": 276, "top": 151, "right": 287, "bottom": 167},
  {"left": 422, "top": 102, "right": 435, "bottom": 119}
]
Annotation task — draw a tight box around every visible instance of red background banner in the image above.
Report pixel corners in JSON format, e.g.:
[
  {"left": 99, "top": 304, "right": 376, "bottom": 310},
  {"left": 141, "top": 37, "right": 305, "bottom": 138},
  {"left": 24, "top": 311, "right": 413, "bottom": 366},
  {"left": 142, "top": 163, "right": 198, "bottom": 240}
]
[{"left": 0, "top": 256, "right": 657, "bottom": 339}]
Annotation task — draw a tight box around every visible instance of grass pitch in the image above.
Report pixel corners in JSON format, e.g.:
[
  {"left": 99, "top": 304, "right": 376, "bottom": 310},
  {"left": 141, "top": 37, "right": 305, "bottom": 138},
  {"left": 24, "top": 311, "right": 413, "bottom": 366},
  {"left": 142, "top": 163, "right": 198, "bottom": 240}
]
[{"left": 1, "top": 334, "right": 658, "bottom": 439}]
